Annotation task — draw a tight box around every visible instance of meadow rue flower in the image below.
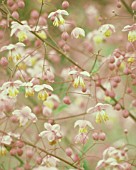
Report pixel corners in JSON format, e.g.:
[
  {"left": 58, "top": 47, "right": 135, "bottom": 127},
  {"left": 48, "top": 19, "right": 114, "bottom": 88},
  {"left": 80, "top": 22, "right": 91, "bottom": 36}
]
[
  {"left": 39, "top": 123, "right": 62, "bottom": 144},
  {"left": 74, "top": 120, "right": 94, "bottom": 144},
  {"left": 1, "top": 80, "right": 22, "bottom": 98},
  {"left": 0, "top": 42, "right": 25, "bottom": 62},
  {"left": 122, "top": 23, "right": 136, "bottom": 42},
  {"left": 33, "top": 166, "right": 58, "bottom": 170},
  {"left": 71, "top": 27, "right": 85, "bottom": 38},
  {"left": 48, "top": 9, "right": 69, "bottom": 27},
  {"left": 0, "top": 135, "right": 12, "bottom": 145},
  {"left": 34, "top": 84, "right": 53, "bottom": 101},
  {"left": 31, "top": 25, "right": 48, "bottom": 40},
  {"left": 96, "top": 147, "right": 130, "bottom": 170},
  {"left": 10, "top": 21, "right": 32, "bottom": 42},
  {"left": 69, "top": 70, "right": 90, "bottom": 89},
  {"left": 12, "top": 106, "right": 37, "bottom": 126},
  {"left": 87, "top": 30, "right": 104, "bottom": 44},
  {"left": 21, "top": 82, "right": 34, "bottom": 98},
  {"left": 99, "top": 24, "right": 115, "bottom": 37},
  {"left": 41, "top": 155, "right": 60, "bottom": 167},
  {"left": 87, "top": 103, "right": 111, "bottom": 123}
]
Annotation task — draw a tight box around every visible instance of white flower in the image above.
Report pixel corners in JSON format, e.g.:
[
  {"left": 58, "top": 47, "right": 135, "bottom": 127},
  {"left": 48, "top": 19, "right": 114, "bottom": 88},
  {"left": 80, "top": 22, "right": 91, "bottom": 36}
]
[
  {"left": 39, "top": 123, "right": 62, "bottom": 144},
  {"left": 99, "top": 24, "right": 115, "bottom": 37},
  {"left": 33, "top": 166, "right": 58, "bottom": 170},
  {"left": 12, "top": 106, "right": 37, "bottom": 126},
  {"left": 41, "top": 155, "right": 60, "bottom": 167},
  {"left": 7, "top": 132, "right": 20, "bottom": 139},
  {"left": 10, "top": 21, "right": 33, "bottom": 42},
  {"left": 122, "top": 24, "right": 136, "bottom": 42},
  {"left": 74, "top": 120, "right": 94, "bottom": 129},
  {"left": 87, "top": 103, "right": 111, "bottom": 123},
  {"left": 69, "top": 70, "right": 90, "bottom": 89},
  {"left": 71, "top": 27, "right": 85, "bottom": 38},
  {"left": 34, "top": 84, "right": 53, "bottom": 101},
  {"left": 0, "top": 135, "right": 12, "bottom": 145},
  {"left": 1, "top": 80, "right": 22, "bottom": 98},
  {"left": 21, "top": 82, "right": 34, "bottom": 98},
  {"left": 0, "top": 43, "right": 25, "bottom": 62},
  {"left": 48, "top": 9, "right": 69, "bottom": 27}
]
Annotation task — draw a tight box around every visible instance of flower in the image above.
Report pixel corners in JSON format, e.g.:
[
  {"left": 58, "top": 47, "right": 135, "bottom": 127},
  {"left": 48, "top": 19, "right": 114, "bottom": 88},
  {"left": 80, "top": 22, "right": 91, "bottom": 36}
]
[
  {"left": 21, "top": 82, "right": 34, "bottom": 98},
  {"left": 0, "top": 135, "right": 12, "bottom": 145},
  {"left": 71, "top": 27, "right": 85, "bottom": 38},
  {"left": 12, "top": 106, "right": 37, "bottom": 126},
  {"left": 87, "top": 30, "right": 104, "bottom": 44},
  {"left": 0, "top": 42, "right": 25, "bottom": 62},
  {"left": 33, "top": 166, "right": 58, "bottom": 170},
  {"left": 99, "top": 24, "right": 115, "bottom": 37},
  {"left": 39, "top": 123, "right": 62, "bottom": 144},
  {"left": 10, "top": 21, "right": 33, "bottom": 42},
  {"left": 34, "top": 84, "right": 53, "bottom": 101},
  {"left": 122, "top": 24, "right": 136, "bottom": 42},
  {"left": 1, "top": 80, "right": 22, "bottom": 98},
  {"left": 87, "top": 103, "right": 111, "bottom": 123},
  {"left": 48, "top": 9, "right": 69, "bottom": 27},
  {"left": 74, "top": 120, "right": 94, "bottom": 144},
  {"left": 41, "top": 155, "right": 60, "bottom": 167},
  {"left": 69, "top": 70, "right": 90, "bottom": 89},
  {"left": 96, "top": 147, "right": 130, "bottom": 170}
]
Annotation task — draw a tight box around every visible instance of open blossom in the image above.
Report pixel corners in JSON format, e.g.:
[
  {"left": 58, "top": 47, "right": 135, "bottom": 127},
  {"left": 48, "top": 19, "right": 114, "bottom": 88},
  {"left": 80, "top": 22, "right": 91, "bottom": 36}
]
[
  {"left": 122, "top": 23, "right": 136, "bottom": 42},
  {"left": 69, "top": 70, "right": 90, "bottom": 89},
  {"left": 12, "top": 106, "right": 37, "bottom": 126},
  {"left": 48, "top": 9, "right": 69, "bottom": 27},
  {"left": 34, "top": 84, "right": 53, "bottom": 101},
  {"left": 0, "top": 42, "right": 25, "bottom": 62},
  {"left": 0, "top": 135, "right": 12, "bottom": 145},
  {"left": 21, "top": 82, "right": 34, "bottom": 98},
  {"left": 10, "top": 21, "right": 32, "bottom": 42},
  {"left": 99, "top": 24, "right": 115, "bottom": 37},
  {"left": 39, "top": 123, "right": 62, "bottom": 144},
  {"left": 87, "top": 30, "right": 105, "bottom": 44},
  {"left": 41, "top": 155, "right": 60, "bottom": 167},
  {"left": 1, "top": 80, "right": 22, "bottom": 98},
  {"left": 71, "top": 27, "right": 85, "bottom": 38},
  {"left": 87, "top": 103, "right": 111, "bottom": 123},
  {"left": 96, "top": 147, "right": 130, "bottom": 170},
  {"left": 33, "top": 166, "right": 58, "bottom": 170},
  {"left": 74, "top": 120, "right": 94, "bottom": 144}
]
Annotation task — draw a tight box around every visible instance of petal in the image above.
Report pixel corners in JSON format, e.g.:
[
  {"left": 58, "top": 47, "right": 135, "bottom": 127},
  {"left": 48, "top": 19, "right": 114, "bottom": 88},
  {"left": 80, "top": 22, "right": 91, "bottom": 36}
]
[
  {"left": 80, "top": 71, "right": 90, "bottom": 77},
  {"left": 44, "top": 123, "right": 52, "bottom": 130}
]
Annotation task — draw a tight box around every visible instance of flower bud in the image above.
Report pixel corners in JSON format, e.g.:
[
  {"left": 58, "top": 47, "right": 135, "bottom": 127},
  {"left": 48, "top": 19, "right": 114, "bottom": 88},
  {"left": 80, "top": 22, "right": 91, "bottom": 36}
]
[
  {"left": 65, "top": 147, "right": 73, "bottom": 157},
  {"left": 63, "top": 96, "right": 71, "bottom": 105},
  {"left": 99, "top": 132, "right": 106, "bottom": 141},
  {"left": 131, "top": 1, "right": 136, "bottom": 10},
  {"left": 62, "top": 1, "right": 69, "bottom": 9},
  {"left": 92, "top": 132, "right": 99, "bottom": 141},
  {"left": 0, "top": 57, "right": 8, "bottom": 67}
]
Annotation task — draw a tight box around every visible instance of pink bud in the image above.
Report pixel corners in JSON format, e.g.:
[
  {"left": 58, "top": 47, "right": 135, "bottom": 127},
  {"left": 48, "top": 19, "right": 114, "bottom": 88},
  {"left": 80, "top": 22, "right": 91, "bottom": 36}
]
[
  {"left": 26, "top": 149, "right": 34, "bottom": 159},
  {"left": 12, "top": 11, "right": 19, "bottom": 19},
  {"left": 62, "top": 1, "right": 70, "bottom": 9},
  {"left": 58, "top": 40, "right": 66, "bottom": 47},
  {"left": 63, "top": 96, "right": 71, "bottom": 105},
  {"left": 117, "top": 1, "right": 121, "bottom": 8},
  {"left": 24, "top": 163, "right": 31, "bottom": 170},
  {"left": 0, "top": 57, "right": 8, "bottom": 67},
  {"left": 109, "top": 91, "right": 115, "bottom": 98},
  {"left": 131, "top": 1, "right": 136, "bottom": 10},
  {"left": 109, "top": 56, "right": 115, "bottom": 63},
  {"left": 65, "top": 147, "right": 73, "bottom": 157},
  {"left": 17, "top": 1, "right": 25, "bottom": 8},
  {"left": 31, "top": 10, "right": 39, "bottom": 19},
  {"left": 33, "top": 106, "right": 41, "bottom": 115},
  {"left": 17, "top": 148, "right": 23, "bottom": 156},
  {"left": 39, "top": 17, "right": 47, "bottom": 25},
  {"left": 82, "top": 87, "right": 87, "bottom": 92},
  {"left": 34, "top": 39, "right": 42, "bottom": 47},
  {"left": 10, "top": 3, "right": 18, "bottom": 11},
  {"left": 15, "top": 141, "right": 24, "bottom": 148},
  {"left": 114, "top": 76, "right": 121, "bottom": 83},
  {"left": 122, "top": 110, "right": 129, "bottom": 118},
  {"left": 72, "top": 154, "right": 79, "bottom": 163},
  {"left": 61, "top": 32, "right": 69, "bottom": 41},
  {"left": 36, "top": 156, "right": 42, "bottom": 165},
  {"left": 10, "top": 148, "right": 17, "bottom": 156},
  {"left": 126, "top": 87, "right": 132, "bottom": 94},
  {"left": 115, "top": 103, "right": 121, "bottom": 111},
  {"left": 63, "top": 44, "right": 70, "bottom": 52},
  {"left": 92, "top": 132, "right": 99, "bottom": 141},
  {"left": 10, "top": 115, "right": 19, "bottom": 123},
  {"left": 7, "top": 0, "right": 14, "bottom": 7},
  {"left": 109, "top": 63, "right": 115, "bottom": 71},
  {"left": 99, "top": 132, "right": 106, "bottom": 141}
]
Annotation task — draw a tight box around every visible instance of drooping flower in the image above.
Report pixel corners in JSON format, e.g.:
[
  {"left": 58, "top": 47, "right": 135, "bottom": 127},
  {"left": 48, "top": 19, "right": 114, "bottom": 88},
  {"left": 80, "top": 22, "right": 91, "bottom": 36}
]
[
  {"left": 34, "top": 84, "right": 53, "bottom": 101},
  {"left": 69, "top": 70, "right": 90, "bottom": 89},
  {"left": 48, "top": 9, "right": 69, "bottom": 27},
  {"left": 87, "top": 30, "right": 105, "bottom": 44},
  {"left": 96, "top": 147, "right": 130, "bottom": 170},
  {"left": 122, "top": 24, "right": 136, "bottom": 42},
  {"left": 0, "top": 42, "right": 25, "bottom": 62},
  {"left": 99, "top": 24, "right": 115, "bottom": 37},
  {"left": 74, "top": 120, "right": 94, "bottom": 144},
  {"left": 71, "top": 27, "right": 85, "bottom": 38},
  {"left": 39, "top": 123, "right": 62, "bottom": 144},
  {"left": 87, "top": 103, "right": 111, "bottom": 123},
  {"left": 12, "top": 106, "right": 37, "bottom": 126},
  {"left": 1, "top": 80, "right": 22, "bottom": 98},
  {"left": 21, "top": 82, "right": 34, "bottom": 98},
  {"left": 10, "top": 21, "right": 33, "bottom": 42}
]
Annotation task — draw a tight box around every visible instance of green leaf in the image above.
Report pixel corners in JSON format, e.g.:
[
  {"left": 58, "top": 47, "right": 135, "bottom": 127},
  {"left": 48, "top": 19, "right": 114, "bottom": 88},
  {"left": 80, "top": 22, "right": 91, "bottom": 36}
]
[{"left": 53, "top": 104, "right": 68, "bottom": 115}]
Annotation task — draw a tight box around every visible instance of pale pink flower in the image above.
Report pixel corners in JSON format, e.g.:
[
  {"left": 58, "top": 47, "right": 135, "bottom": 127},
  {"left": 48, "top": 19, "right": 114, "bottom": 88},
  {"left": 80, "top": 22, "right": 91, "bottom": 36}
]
[
  {"left": 71, "top": 27, "right": 85, "bottom": 38},
  {"left": 99, "top": 24, "right": 115, "bottom": 37},
  {"left": 12, "top": 106, "right": 37, "bottom": 126},
  {"left": 39, "top": 123, "right": 62, "bottom": 143},
  {"left": 87, "top": 103, "right": 111, "bottom": 123}
]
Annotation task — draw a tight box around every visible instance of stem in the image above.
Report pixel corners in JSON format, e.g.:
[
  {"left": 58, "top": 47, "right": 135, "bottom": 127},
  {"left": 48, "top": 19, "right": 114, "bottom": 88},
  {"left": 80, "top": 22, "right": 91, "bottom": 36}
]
[{"left": 120, "top": 0, "right": 133, "bottom": 15}]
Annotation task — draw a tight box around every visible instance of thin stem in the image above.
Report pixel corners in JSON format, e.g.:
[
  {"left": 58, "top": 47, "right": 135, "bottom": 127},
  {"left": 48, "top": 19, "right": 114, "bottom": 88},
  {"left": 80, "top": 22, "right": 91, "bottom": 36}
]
[{"left": 120, "top": 0, "right": 133, "bottom": 15}]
